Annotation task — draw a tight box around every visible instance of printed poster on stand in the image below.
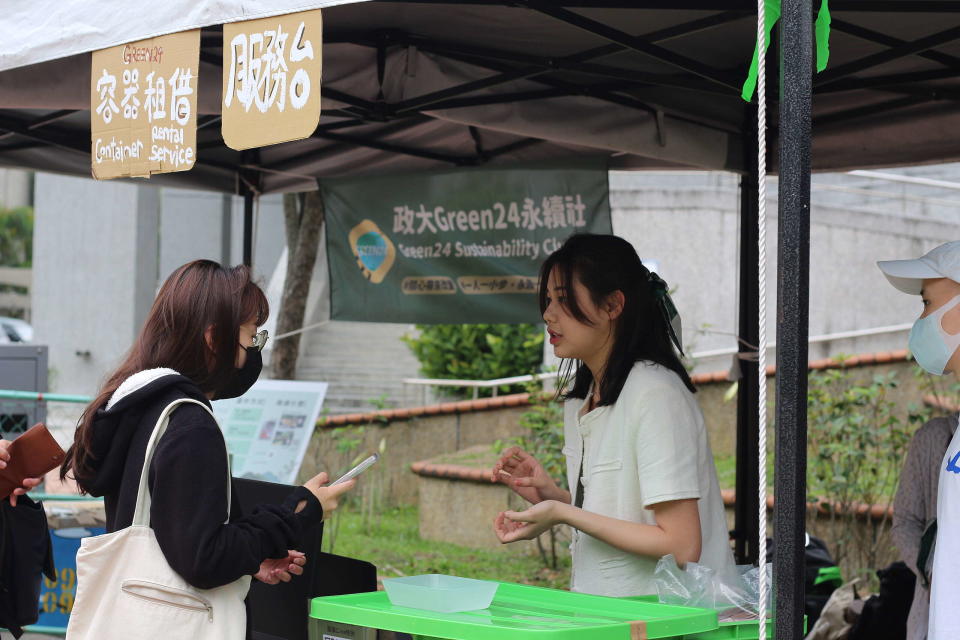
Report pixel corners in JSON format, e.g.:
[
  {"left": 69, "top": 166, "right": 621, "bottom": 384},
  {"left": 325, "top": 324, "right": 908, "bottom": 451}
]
[{"left": 212, "top": 379, "right": 328, "bottom": 484}]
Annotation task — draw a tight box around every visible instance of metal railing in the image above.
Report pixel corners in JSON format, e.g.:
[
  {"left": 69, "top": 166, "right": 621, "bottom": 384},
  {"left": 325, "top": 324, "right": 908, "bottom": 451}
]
[
  {"left": 0, "top": 390, "right": 91, "bottom": 435},
  {"left": 402, "top": 322, "right": 913, "bottom": 400},
  {"left": 1, "top": 321, "right": 913, "bottom": 406},
  {"left": 403, "top": 371, "right": 560, "bottom": 400},
  {"left": 0, "top": 390, "right": 92, "bottom": 403},
  {"left": 0, "top": 391, "right": 102, "bottom": 512}
]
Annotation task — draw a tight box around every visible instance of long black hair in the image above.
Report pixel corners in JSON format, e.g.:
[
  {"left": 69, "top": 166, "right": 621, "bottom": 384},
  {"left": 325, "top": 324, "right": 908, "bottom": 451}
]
[{"left": 539, "top": 233, "right": 695, "bottom": 404}]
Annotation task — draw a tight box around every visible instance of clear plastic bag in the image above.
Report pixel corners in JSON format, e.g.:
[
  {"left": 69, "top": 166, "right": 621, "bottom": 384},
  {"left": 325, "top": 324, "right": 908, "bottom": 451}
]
[{"left": 654, "top": 554, "right": 773, "bottom": 620}]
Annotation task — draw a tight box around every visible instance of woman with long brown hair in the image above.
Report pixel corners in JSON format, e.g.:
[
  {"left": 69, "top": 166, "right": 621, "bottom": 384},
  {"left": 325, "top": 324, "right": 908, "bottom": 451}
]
[{"left": 60, "top": 260, "right": 353, "bottom": 636}]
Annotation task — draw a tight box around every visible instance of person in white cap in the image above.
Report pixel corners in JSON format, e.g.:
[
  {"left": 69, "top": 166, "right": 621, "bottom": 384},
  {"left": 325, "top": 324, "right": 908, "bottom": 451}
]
[{"left": 879, "top": 240, "right": 960, "bottom": 640}]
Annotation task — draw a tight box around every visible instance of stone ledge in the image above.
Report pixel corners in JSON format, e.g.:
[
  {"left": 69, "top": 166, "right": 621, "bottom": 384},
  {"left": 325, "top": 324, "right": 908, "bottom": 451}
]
[
  {"left": 720, "top": 489, "right": 895, "bottom": 522},
  {"left": 319, "top": 349, "right": 912, "bottom": 428},
  {"left": 321, "top": 392, "right": 531, "bottom": 428},
  {"left": 925, "top": 394, "right": 960, "bottom": 412},
  {"left": 410, "top": 460, "right": 499, "bottom": 485}
]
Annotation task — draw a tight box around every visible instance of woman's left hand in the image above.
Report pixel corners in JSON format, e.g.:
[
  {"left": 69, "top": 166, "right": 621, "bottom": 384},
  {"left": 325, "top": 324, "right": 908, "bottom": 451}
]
[
  {"left": 0, "top": 439, "right": 43, "bottom": 506},
  {"left": 254, "top": 550, "right": 306, "bottom": 584},
  {"left": 493, "top": 500, "right": 562, "bottom": 544}
]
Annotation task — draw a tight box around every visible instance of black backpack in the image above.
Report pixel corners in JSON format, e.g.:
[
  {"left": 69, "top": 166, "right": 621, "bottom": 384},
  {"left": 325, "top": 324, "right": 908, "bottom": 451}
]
[
  {"left": 847, "top": 562, "right": 915, "bottom": 640},
  {"left": 0, "top": 495, "right": 56, "bottom": 639},
  {"left": 766, "top": 534, "right": 842, "bottom": 630}
]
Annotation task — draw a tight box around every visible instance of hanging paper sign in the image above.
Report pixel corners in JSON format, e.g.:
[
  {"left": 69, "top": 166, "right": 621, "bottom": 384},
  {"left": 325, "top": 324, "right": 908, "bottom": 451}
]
[
  {"left": 90, "top": 30, "right": 200, "bottom": 179},
  {"left": 324, "top": 161, "right": 613, "bottom": 324},
  {"left": 222, "top": 9, "right": 323, "bottom": 150}
]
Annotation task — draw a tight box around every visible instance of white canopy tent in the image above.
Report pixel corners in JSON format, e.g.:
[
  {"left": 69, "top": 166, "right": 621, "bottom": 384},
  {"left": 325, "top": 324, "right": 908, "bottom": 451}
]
[
  {"left": 4, "top": 3, "right": 960, "bottom": 637},
  {"left": 4, "top": 1, "right": 960, "bottom": 194}
]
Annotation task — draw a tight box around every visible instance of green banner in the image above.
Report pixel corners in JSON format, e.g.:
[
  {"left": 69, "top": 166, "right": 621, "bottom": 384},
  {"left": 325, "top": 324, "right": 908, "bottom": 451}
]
[{"left": 324, "top": 162, "right": 612, "bottom": 324}]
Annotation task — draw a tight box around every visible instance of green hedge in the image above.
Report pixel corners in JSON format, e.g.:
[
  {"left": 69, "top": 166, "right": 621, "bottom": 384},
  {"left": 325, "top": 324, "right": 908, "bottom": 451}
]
[{"left": 402, "top": 324, "right": 544, "bottom": 397}]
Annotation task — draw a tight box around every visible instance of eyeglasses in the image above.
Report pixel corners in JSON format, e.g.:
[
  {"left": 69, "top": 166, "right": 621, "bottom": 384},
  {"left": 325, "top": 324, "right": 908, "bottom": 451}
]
[{"left": 249, "top": 329, "right": 269, "bottom": 352}]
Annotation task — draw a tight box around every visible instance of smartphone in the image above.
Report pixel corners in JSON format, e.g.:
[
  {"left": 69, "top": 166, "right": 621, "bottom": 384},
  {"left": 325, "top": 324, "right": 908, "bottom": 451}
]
[{"left": 332, "top": 453, "right": 380, "bottom": 486}]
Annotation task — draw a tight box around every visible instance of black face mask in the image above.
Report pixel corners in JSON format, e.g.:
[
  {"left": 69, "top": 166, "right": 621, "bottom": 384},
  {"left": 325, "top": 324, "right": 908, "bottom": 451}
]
[{"left": 213, "top": 348, "right": 262, "bottom": 400}]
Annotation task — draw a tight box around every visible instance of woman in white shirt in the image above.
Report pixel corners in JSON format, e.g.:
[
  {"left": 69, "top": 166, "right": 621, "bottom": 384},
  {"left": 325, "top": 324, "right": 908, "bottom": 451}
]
[{"left": 491, "top": 233, "right": 733, "bottom": 596}]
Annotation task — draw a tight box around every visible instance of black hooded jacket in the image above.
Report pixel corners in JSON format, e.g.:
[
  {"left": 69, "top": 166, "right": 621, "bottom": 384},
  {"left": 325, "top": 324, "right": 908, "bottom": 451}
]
[{"left": 75, "top": 368, "right": 322, "bottom": 590}]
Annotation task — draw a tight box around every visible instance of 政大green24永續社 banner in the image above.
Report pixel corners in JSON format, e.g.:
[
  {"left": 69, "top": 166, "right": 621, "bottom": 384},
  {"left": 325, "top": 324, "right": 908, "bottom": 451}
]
[{"left": 324, "top": 162, "right": 612, "bottom": 324}]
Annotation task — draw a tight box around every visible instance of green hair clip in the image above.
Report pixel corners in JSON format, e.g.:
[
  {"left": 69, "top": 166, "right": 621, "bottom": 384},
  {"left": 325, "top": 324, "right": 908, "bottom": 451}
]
[{"left": 648, "top": 273, "right": 684, "bottom": 356}]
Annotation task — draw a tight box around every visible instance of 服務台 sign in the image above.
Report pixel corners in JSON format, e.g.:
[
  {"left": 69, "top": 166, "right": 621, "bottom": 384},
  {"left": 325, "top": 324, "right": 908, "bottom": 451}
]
[
  {"left": 222, "top": 9, "right": 323, "bottom": 150},
  {"left": 90, "top": 30, "right": 200, "bottom": 179},
  {"left": 325, "top": 162, "right": 612, "bottom": 324}
]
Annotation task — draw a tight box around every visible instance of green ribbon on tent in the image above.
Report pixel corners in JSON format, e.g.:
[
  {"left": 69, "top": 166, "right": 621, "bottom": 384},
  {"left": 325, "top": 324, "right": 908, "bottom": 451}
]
[
  {"left": 741, "top": 0, "right": 832, "bottom": 102},
  {"left": 815, "top": 0, "right": 832, "bottom": 72}
]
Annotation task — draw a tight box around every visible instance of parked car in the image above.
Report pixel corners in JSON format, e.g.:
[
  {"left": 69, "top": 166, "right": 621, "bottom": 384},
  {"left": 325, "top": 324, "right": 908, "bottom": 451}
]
[{"left": 0, "top": 317, "right": 32, "bottom": 343}]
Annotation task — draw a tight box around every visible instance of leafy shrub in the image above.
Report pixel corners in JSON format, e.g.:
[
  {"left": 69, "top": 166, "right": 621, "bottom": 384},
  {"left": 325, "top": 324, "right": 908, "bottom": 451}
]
[
  {"left": 805, "top": 360, "right": 934, "bottom": 582},
  {"left": 0, "top": 206, "right": 32, "bottom": 268},
  {"left": 402, "top": 324, "right": 544, "bottom": 397}
]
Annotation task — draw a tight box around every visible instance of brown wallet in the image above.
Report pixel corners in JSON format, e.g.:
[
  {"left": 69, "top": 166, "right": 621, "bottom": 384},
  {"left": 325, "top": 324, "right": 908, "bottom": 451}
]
[{"left": 0, "top": 423, "right": 66, "bottom": 499}]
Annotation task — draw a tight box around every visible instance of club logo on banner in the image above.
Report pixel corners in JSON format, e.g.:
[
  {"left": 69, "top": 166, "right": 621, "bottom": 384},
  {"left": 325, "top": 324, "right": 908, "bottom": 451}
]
[
  {"left": 325, "top": 162, "right": 612, "bottom": 324},
  {"left": 349, "top": 220, "right": 397, "bottom": 284},
  {"left": 90, "top": 30, "right": 200, "bottom": 179},
  {"left": 222, "top": 9, "right": 323, "bottom": 150}
]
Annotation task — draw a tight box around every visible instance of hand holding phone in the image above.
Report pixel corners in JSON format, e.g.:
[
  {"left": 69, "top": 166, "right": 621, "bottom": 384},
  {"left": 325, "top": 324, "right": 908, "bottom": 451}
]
[
  {"left": 332, "top": 453, "right": 380, "bottom": 486},
  {"left": 301, "top": 471, "right": 350, "bottom": 519}
]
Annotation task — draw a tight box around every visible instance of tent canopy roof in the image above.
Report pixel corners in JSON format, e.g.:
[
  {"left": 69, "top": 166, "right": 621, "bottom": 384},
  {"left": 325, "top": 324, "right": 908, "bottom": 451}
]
[{"left": 2, "top": 1, "right": 960, "bottom": 193}]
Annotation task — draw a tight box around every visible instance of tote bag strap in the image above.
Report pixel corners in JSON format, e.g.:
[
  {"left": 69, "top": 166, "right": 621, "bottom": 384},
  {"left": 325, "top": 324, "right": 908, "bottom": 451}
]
[{"left": 131, "top": 398, "right": 232, "bottom": 527}]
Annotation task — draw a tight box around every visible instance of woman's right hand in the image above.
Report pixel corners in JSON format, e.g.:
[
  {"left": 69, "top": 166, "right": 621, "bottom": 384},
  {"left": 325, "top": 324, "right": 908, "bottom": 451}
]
[
  {"left": 302, "top": 472, "right": 356, "bottom": 520},
  {"left": 491, "top": 446, "right": 566, "bottom": 505}
]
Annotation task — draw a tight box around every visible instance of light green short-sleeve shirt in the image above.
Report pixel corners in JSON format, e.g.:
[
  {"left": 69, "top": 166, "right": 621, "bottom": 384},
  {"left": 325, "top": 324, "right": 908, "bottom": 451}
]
[{"left": 563, "top": 361, "right": 733, "bottom": 597}]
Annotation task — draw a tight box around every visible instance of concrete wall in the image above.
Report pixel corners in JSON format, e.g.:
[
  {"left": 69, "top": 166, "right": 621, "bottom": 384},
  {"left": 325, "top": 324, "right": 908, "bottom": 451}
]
[
  {"left": 159, "top": 188, "right": 285, "bottom": 285},
  {"left": 303, "top": 405, "right": 529, "bottom": 505},
  {"left": 0, "top": 168, "right": 31, "bottom": 208},
  {"left": 31, "top": 173, "right": 288, "bottom": 442},
  {"left": 159, "top": 188, "right": 231, "bottom": 278},
  {"left": 301, "top": 357, "right": 935, "bottom": 508},
  {"left": 609, "top": 170, "right": 957, "bottom": 375},
  {"left": 416, "top": 471, "right": 541, "bottom": 554},
  {"left": 33, "top": 173, "right": 159, "bottom": 397}
]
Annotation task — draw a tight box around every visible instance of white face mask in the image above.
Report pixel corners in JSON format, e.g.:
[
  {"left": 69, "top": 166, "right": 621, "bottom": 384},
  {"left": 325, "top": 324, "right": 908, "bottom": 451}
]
[{"left": 908, "top": 294, "right": 960, "bottom": 375}]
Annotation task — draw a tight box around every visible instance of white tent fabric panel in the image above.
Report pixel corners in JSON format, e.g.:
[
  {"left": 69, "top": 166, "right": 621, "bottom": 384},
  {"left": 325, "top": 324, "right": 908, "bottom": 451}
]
[
  {"left": 2, "top": 2, "right": 960, "bottom": 188},
  {"left": 0, "top": 0, "right": 371, "bottom": 72}
]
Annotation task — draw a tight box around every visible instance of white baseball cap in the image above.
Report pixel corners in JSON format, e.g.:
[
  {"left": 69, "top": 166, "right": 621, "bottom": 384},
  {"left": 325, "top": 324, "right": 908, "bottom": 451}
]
[{"left": 878, "top": 241, "right": 960, "bottom": 295}]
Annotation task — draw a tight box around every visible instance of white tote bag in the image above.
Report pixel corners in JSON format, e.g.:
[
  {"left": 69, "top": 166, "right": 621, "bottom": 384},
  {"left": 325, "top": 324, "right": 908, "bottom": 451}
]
[{"left": 66, "top": 399, "right": 252, "bottom": 640}]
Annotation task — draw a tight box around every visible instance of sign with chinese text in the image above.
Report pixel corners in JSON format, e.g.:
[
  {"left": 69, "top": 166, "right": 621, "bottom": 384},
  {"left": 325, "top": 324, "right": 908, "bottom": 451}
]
[
  {"left": 324, "top": 162, "right": 612, "bottom": 324},
  {"left": 212, "top": 379, "right": 328, "bottom": 484},
  {"left": 90, "top": 30, "right": 200, "bottom": 179},
  {"left": 222, "top": 9, "right": 323, "bottom": 150}
]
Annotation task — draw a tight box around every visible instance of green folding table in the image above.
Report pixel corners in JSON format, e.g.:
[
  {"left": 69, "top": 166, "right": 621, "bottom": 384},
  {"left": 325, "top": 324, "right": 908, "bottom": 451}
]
[{"left": 310, "top": 580, "right": 723, "bottom": 640}]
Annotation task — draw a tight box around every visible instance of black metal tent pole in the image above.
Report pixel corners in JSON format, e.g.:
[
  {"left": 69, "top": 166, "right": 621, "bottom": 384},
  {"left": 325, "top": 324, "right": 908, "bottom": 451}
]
[
  {"left": 242, "top": 191, "right": 254, "bottom": 267},
  {"left": 240, "top": 149, "right": 260, "bottom": 268},
  {"left": 734, "top": 105, "right": 761, "bottom": 566},
  {"left": 775, "top": 0, "right": 813, "bottom": 636}
]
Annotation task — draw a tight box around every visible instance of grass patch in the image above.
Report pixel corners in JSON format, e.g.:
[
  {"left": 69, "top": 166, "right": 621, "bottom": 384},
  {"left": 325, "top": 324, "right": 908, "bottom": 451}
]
[
  {"left": 324, "top": 504, "right": 571, "bottom": 589},
  {"left": 429, "top": 445, "right": 501, "bottom": 468},
  {"left": 713, "top": 454, "right": 775, "bottom": 492}
]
